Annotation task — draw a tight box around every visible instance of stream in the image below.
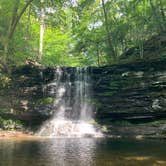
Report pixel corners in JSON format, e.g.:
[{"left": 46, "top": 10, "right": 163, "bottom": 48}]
[{"left": 0, "top": 138, "right": 166, "bottom": 166}]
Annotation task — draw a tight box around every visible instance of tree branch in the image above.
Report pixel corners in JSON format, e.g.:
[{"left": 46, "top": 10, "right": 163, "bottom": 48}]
[{"left": 9, "top": 0, "right": 33, "bottom": 39}]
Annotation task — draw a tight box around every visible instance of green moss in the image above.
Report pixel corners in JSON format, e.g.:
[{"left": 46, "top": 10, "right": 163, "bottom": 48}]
[
  {"left": 89, "top": 119, "right": 98, "bottom": 125},
  {"left": 34, "top": 97, "right": 54, "bottom": 105},
  {"left": 142, "top": 119, "right": 166, "bottom": 127},
  {"left": 101, "top": 125, "right": 108, "bottom": 132},
  {"left": 103, "top": 91, "right": 117, "bottom": 97},
  {"left": 91, "top": 99, "right": 102, "bottom": 109},
  {"left": 0, "top": 108, "right": 10, "bottom": 114}
]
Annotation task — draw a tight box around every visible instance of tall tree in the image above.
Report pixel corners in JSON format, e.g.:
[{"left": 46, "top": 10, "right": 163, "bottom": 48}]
[
  {"left": 101, "top": 0, "right": 116, "bottom": 61},
  {"left": 149, "top": 0, "right": 165, "bottom": 32},
  {"left": 0, "top": 0, "right": 33, "bottom": 69},
  {"left": 38, "top": 0, "right": 45, "bottom": 62}
]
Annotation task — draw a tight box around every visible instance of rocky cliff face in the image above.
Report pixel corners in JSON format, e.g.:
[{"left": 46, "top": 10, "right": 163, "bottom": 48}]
[
  {"left": 91, "top": 59, "right": 166, "bottom": 121},
  {"left": 0, "top": 59, "right": 166, "bottom": 136}
]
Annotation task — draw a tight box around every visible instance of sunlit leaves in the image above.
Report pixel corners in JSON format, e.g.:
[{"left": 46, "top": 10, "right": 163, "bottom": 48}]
[{"left": 0, "top": 0, "right": 165, "bottom": 67}]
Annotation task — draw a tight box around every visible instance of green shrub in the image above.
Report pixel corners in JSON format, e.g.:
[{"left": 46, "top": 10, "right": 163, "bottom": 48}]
[{"left": 0, "top": 117, "right": 24, "bottom": 130}]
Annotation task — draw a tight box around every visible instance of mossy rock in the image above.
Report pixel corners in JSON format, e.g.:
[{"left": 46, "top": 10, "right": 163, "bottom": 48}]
[
  {"left": 0, "top": 108, "right": 11, "bottom": 114},
  {"left": 34, "top": 97, "right": 54, "bottom": 105}
]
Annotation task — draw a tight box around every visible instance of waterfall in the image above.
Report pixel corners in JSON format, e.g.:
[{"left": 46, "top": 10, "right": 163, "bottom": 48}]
[
  {"left": 73, "top": 67, "right": 92, "bottom": 121},
  {"left": 37, "top": 67, "right": 102, "bottom": 138}
]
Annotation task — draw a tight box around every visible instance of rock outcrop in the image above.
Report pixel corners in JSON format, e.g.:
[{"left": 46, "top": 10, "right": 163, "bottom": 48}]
[
  {"left": 91, "top": 59, "right": 166, "bottom": 122},
  {"left": 0, "top": 59, "right": 166, "bottom": 136}
]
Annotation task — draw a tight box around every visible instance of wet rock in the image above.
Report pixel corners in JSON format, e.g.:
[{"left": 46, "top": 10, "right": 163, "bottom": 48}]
[{"left": 0, "top": 59, "right": 165, "bottom": 132}]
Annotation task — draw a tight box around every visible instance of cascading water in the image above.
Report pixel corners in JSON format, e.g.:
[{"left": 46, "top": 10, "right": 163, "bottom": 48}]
[{"left": 37, "top": 67, "right": 102, "bottom": 138}]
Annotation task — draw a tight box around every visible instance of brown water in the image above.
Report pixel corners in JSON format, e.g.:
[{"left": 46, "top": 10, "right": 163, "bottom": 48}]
[{"left": 0, "top": 138, "right": 166, "bottom": 166}]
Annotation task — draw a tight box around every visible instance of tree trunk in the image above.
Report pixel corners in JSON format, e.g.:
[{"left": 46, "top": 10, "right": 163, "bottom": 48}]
[
  {"left": 101, "top": 0, "right": 116, "bottom": 61},
  {"left": 26, "top": 5, "right": 31, "bottom": 36},
  {"left": 8, "top": 0, "right": 20, "bottom": 38},
  {"left": 38, "top": 1, "right": 45, "bottom": 62},
  {"left": 96, "top": 42, "right": 100, "bottom": 67},
  {"left": 1, "top": 42, "right": 10, "bottom": 73},
  {"left": 158, "top": 0, "right": 166, "bottom": 31},
  {"left": 149, "top": 0, "right": 164, "bottom": 32},
  {"left": 8, "top": 0, "right": 33, "bottom": 39},
  {"left": 2, "top": 0, "right": 33, "bottom": 68}
]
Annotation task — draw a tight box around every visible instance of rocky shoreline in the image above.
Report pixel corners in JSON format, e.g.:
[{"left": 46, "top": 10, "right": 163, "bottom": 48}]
[
  {"left": 1, "top": 123, "right": 166, "bottom": 140},
  {"left": 0, "top": 130, "right": 35, "bottom": 140}
]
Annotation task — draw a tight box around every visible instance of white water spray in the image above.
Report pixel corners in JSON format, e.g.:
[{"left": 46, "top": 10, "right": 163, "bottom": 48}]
[{"left": 37, "top": 67, "right": 102, "bottom": 138}]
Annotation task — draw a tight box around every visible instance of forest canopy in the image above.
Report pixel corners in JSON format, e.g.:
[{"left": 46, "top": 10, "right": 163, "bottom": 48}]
[{"left": 0, "top": 0, "right": 165, "bottom": 68}]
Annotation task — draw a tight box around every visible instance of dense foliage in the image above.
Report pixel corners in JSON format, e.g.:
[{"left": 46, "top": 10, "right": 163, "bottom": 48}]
[{"left": 0, "top": 0, "right": 165, "bottom": 67}]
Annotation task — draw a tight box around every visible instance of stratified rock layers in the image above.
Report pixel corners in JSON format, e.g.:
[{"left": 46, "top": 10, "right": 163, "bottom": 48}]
[{"left": 0, "top": 59, "right": 166, "bottom": 136}]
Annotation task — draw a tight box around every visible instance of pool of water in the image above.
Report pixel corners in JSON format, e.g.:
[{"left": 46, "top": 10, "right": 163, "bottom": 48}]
[{"left": 0, "top": 138, "right": 166, "bottom": 166}]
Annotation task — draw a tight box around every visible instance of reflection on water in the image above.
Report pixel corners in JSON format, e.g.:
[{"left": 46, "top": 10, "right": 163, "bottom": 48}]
[{"left": 0, "top": 138, "right": 166, "bottom": 166}]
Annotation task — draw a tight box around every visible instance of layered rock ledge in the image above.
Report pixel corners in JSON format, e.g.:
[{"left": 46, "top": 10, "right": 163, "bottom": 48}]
[{"left": 0, "top": 59, "right": 166, "bottom": 138}]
